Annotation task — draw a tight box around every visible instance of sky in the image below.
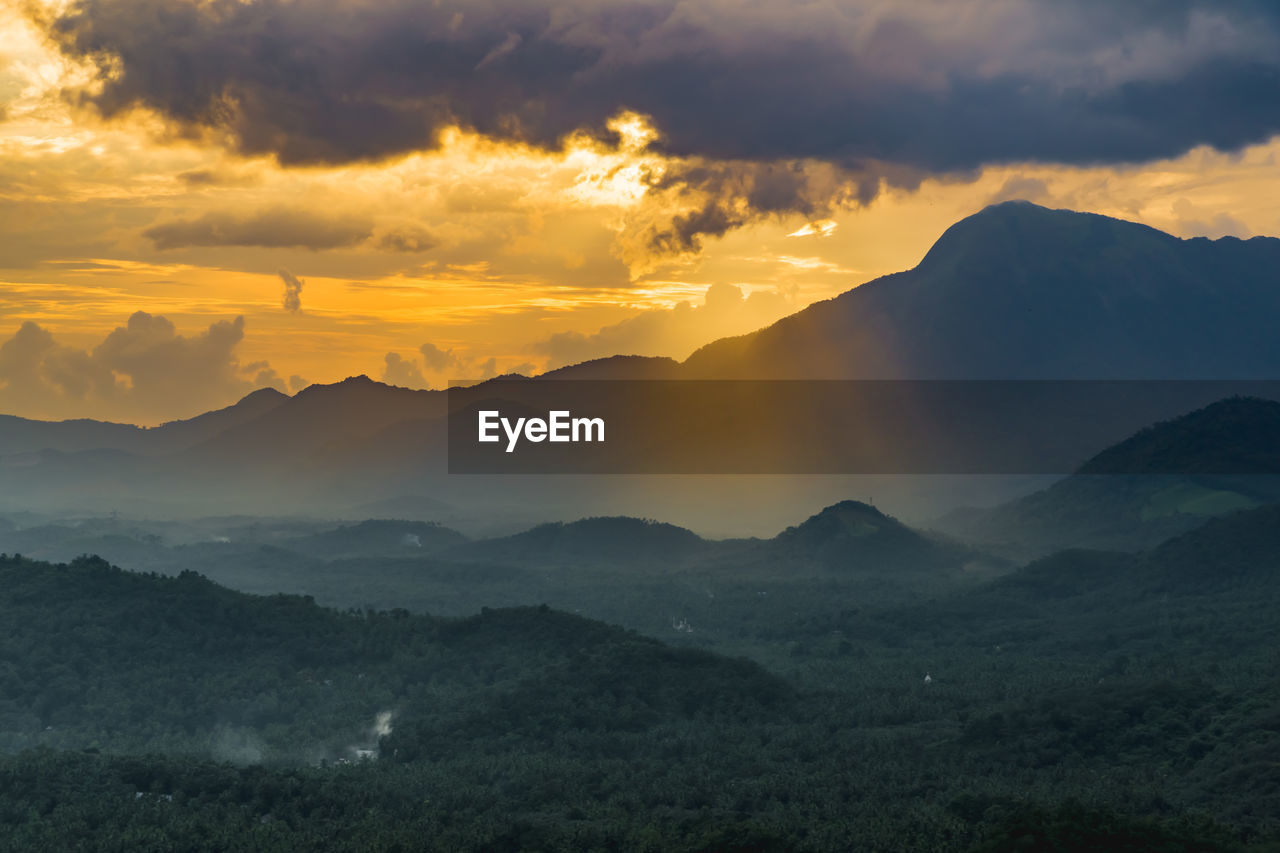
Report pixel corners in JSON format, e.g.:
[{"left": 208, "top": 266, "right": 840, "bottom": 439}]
[{"left": 3, "top": 0, "right": 1280, "bottom": 423}]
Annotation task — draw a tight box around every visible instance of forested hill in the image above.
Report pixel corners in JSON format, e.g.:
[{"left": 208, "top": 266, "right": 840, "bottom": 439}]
[
  {"left": 935, "top": 397, "right": 1280, "bottom": 556},
  {"left": 0, "top": 554, "right": 790, "bottom": 759},
  {"left": 771, "top": 500, "right": 981, "bottom": 573},
  {"left": 3, "top": 539, "right": 1279, "bottom": 849},
  {"left": 452, "top": 516, "right": 710, "bottom": 566}
]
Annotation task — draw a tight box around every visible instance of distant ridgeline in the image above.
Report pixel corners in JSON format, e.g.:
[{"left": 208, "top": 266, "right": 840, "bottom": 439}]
[
  {"left": 937, "top": 396, "right": 1280, "bottom": 556},
  {"left": 2, "top": 202, "right": 1280, "bottom": 512}
]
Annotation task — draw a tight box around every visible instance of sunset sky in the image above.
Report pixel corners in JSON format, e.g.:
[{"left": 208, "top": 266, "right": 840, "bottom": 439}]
[{"left": 3, "top": 0, "right": 1280, "bottom": 423}]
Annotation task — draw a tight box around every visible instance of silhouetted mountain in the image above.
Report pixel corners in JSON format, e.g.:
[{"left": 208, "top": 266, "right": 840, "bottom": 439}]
[
  {"left": 541, "top": 355, "right": 682, "bottom": 379},
  {"left": 146, "top": 386, "right": 290, "bottom": 452},
  {"left": 7, "top": 204, "right": 1280, "bottom": 524},
  {"left": 0, "top": 387, "right": 289, "bottom": 456},
  {"left": 183, "top": 376, "right": 442, "bottom": 467},
  {"left": 683, "top": 201, "right": 1280, "bottom": 379},
  {"left": 0, "top": 416, "right": 144, "bottom": 455},
  {"left": 455, "top": 516, "right": 708, "bottom": 566},
  {"left": 938, "top": 397, "right": 1280, "bottom": 555}
]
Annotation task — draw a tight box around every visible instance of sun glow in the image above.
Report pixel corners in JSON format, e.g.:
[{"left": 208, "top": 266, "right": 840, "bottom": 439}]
[{"left": 4, "top": 2, "right": 1280, "bottom": 421}]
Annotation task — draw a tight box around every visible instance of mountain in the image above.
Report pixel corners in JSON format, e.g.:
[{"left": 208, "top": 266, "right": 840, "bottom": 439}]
[
  {"left": 936, "top": 397, "right": 1280, "bottom": 555},
  {"left": 6, "top": 203, "right": 1280, "bottom": 523},
  {"left": 939, "top": 501, "right": 1280, "bottom": 623},
  {"left": 684, "top": 201, "right": 1280, "bottom": 379},
  {"left": 541, "top": 354, "right": 682, "bottom": 379},
  {"left": 453, "top": 516, "right": 709, "bottom": 566},
  {"left": 0, "top": 387, "right": 289, "bottom": 456},
  {"left": 1140, "top": 502, "right": 1280, "bottom": 591},
  {"left": 181, "top": 375, "right": 441, "bottom": 467},
  {"left": 145, "top": 386, "right": 291, "bottom": 452},
  {"left": 1078, "top": 396, "right": 1280, "bottom": 475},
  {"left": 448, "top": 502, "right": 993, "bottom": 579},
  {"left": 769, "top": 500, "right": 989, "bottom": 576},
  {"left": 0, "top": 415, "right": 144, "bottom": 455}
]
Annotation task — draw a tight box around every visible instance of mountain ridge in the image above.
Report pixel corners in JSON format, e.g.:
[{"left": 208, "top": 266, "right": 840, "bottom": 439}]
[
  {"left": 936, "top": 396, "right": 1280, "bottom": 555},
  {"left": 684, "top": 201, "right": 1280, "bottom": 379},
  {"left": 4, "top": 202, "right": 1280, "bottom": 523}
]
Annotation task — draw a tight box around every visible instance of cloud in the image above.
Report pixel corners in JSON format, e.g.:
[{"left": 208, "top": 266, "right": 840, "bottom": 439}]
[
  {"left": 533, "top": 283, "right": 792, "bottom": 368},
  {"left": 618, "top": 158, "right": 900, "bottom": 266},
  {"left": 142, "top": 208, "right": 437, "bottom": 258},
  {"left": 372, "top": 225, "right": 437, "bottom": 253},
  {"left": 0, "top": 312, "right": 284, "bottom": 422},
  {"left": 380, "top": 343, "right": 507, "bottom": 388},
  {"left": 988, "top": 176, "right": 1052, "bottom": 205},
  {"left": 242, "top": 360, "right": 285, "bottom": 390},
  {"left": 175, "top": 169, "right": 222, "bottom": 187},
  {"left": 381, "top": 351, "right": 426, "bottom": 389},
  {"left": 34, "top": 0, "right": 1280, "bottom": 175},
  {"left": 175, "top": 168, "right": 260, "bottom": 188},
  {"left": 417, "top": 342, "right": 460, "bottom": 372},
  {"left": 145, "top": 207, "right": 373, "bottom": 250},
  {"left": 1171, "top": 197, "right": 1253, "bottom": 238},
  {"left": 278, "top": 269, "right": 304, "bottom": 314},
  {"left": 0, "top": 321, "right": 114, "bottom": 403}
]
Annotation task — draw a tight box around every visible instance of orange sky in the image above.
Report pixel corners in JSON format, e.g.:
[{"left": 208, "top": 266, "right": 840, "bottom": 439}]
[{"left": 3, "top": 3, "right": 1280, "bottom": 423}]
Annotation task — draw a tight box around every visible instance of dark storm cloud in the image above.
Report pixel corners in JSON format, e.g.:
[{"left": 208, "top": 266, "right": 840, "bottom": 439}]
[
  {"left": 144, "top": 207, "right": 373, "bottom": 250},
  {"left": 278, "top": 269, "right": 304, "bottom": 314},
  {"left": 642, "top": 160, "right": 886, "bottom": 254},
  {"left": 34, "top": 0, "right": 1280, "bottom": 172},
  {"left": 143, "top": 208, "right": 436, "bottom": 254}
]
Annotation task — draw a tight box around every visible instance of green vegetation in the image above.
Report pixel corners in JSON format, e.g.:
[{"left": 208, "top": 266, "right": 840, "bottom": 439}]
[
  {"left": 2, "top": 495, "right": 1280, "bottom": 850},
  {"left": 4, "top": 407, "right": 1280, "bottom": 850},
  {"left": 1139, "top": 482, "right": 1257, "bottom": 521},
  {"left": 939, "top": 398, "right": 1280, "bottom": 556}
]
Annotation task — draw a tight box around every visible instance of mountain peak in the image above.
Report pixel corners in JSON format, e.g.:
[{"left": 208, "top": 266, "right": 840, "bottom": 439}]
[
  {"left": 294, "top": 374, "right": 399, "bottom": 399},
  {"left": 815, "top": 499, "right": 887, "bottom": 519},
  {"left": 683, "top": 202, "right": 1280, "bottom": 379},
  {"left": 455, "top": 515, "right": 706, "bottom": 565},
  {"left": 770, "top": 499, "right": 979, "bottom": 574},
  {"left": 541, "top": 355, "right": 681, "bottom": 380},
  {"left": 238, "top": 386, "right": 291, "bottom": 404},
  {"left": 333, "top": 374, "right": 380, "bottom": 387},
  {"left": 917, "top": 201, "right": 1175, "bottom": 274},
  {"left": 780, "top": 500, "right": 895, "bottom": 541}
]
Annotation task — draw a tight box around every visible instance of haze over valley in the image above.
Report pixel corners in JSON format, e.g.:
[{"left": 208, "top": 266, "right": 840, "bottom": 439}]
[{"left": 5, "top": 1, "right": 1280, "bottom": 846}]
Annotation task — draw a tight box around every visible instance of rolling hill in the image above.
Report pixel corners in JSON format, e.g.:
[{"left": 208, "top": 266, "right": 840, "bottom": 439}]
[
  {"left": 452, "top": 516, "right": 710, "bottom": 566},
  {"left": 936, "top": 397, "right": 1280, "bottom": 555}
]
